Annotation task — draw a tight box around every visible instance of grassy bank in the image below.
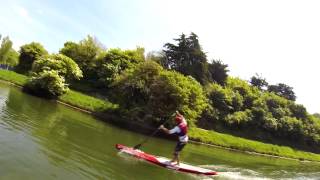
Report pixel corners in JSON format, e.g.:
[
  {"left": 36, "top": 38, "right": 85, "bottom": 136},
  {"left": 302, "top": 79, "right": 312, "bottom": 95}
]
[
  {"left": 0, "top": 69, "right": 118, "bottom": 112},
  {"left": 59, "top": 90, "right": 118, "bottom": 112},
  {"left": 189, "top": 127, "right": 320, "bottom": 161},
  {"left": 0, "top": 69, "right": 28, "bottom": 86},
  {"left": 1, "top": 69, "right": 320, "bottom": 162}
]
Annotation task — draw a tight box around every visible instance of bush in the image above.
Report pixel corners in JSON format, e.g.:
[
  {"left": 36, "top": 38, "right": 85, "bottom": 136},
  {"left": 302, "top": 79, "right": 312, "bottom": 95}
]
[
  {"left": 25, "top": 70, "right": 68, "bottom": 97},
  {"left": 26, "top": 54, "right": 82, "bottom": 97},
  {"left": 224, "top": 109, "right": 253, "bottom": 127},
  {"left": 32, "top": 54, "right": 82, "bottom": 81}
]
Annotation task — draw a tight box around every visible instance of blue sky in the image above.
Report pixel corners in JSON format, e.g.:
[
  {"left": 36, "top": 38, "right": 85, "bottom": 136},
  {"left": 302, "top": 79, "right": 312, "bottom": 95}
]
[{"left": 1, "top": 0, "right": 319, "bottom": 113}]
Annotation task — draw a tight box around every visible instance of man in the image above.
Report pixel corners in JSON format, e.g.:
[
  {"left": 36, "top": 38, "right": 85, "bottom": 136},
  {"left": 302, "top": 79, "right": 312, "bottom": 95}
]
[{"left": 159, "top": 111, "right": 188, "bottom": 165}]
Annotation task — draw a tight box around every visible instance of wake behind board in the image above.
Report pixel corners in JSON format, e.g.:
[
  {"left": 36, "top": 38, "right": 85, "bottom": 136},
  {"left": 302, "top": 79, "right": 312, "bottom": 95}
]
[{"left": 115, "top": 144, "right": 217, "bottom": 176}]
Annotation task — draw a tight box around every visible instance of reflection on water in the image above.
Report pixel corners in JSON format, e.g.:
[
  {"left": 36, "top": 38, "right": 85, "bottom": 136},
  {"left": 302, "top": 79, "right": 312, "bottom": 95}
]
[{"left": 0, "top": 82, "right": 320, "bottom": 180}]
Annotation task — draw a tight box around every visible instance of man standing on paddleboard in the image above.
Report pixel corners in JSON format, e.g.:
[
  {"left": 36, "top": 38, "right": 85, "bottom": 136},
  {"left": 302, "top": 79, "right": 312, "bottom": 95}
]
[{"left": 159, "top": 111, "right": 188, "bottom": 165}]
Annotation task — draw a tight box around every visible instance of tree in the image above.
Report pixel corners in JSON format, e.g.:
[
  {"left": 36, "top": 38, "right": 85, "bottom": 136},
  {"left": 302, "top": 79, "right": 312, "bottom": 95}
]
[
  {"left": 60, "top": 35, "right": 104, "bottom": 80},
  {"left": 15, "top": 42, "right": 48, "bottom": 74},
  {"left": 313, "top": 113, "right": 320, "bottom": 119},
  {"left": 146, "top": 51, "right": 168, "bottom": 69},
  {"left": 163, "top": 33, "right": 210, "bottom": 85},
  {"left": 250, "top": 73, "right": 268, "bottom": 90},
  {"left": 0, "top": 36, "right": 19, "bottom": 68},
  {"left": 96, "top": 47, "right": 145, "bottom": 87},
  {"left": 112, "top": 61, "right": 208, "bottom": 125},
  {"left": 208, "top": 60, "right": 229, "bottom": 85},
  {"left": 268, "top": 83, "right": 296, "bottom": 101}
]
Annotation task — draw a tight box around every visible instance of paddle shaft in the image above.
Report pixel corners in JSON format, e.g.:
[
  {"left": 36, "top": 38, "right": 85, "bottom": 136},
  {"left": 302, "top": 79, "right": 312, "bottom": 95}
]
[{"left": 134, "top": 118, "right": 172, "bottom": 149}]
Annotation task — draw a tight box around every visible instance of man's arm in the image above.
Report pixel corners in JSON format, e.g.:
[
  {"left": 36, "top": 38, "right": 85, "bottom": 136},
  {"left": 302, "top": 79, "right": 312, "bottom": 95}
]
[{"left": 159, "top": 125, "right": 170, "bottom": 134}]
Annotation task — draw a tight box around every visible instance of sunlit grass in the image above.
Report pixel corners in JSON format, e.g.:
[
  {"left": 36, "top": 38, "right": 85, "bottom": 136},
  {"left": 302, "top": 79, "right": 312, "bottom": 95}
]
[
  {"left": 0, "top": 69, "right": 118, "bottom": 112},
  {"left": 59, "top": 90, "right": 118, "bottom": 112},
  {"left": 0, "top": 69, "right": 28, "bottom": 86},
  {"left": 189, "top": 127, "right": 320, "bottom": 161}
]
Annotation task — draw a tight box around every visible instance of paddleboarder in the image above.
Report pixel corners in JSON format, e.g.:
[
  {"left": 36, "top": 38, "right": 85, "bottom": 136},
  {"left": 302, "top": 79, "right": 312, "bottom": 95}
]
[{"left": 159, "top": 111, "right": 188, "bottom": 165}]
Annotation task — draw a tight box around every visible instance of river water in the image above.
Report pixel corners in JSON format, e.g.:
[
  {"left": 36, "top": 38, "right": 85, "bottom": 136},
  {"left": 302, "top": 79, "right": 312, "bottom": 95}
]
[{"left": 0, "top": 82, "right": 319, "bottom": 180}]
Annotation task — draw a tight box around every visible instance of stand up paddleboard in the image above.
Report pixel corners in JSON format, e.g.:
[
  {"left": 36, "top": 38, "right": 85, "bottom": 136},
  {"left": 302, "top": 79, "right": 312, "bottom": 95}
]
[{"left": 116, "top": 144, "right": 217, "bottom": 176}]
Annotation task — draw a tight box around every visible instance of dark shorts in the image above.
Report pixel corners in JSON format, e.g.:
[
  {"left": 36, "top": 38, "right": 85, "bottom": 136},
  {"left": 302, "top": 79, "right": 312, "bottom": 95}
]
[{"left": 174, "top": 142, "right": 187, "bottom": 155}]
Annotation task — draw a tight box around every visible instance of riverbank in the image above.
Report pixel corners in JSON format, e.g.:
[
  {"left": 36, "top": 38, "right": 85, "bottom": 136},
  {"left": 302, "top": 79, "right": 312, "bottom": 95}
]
[{"left": 1, "top": 69, "right": 320, "bottom": 162}]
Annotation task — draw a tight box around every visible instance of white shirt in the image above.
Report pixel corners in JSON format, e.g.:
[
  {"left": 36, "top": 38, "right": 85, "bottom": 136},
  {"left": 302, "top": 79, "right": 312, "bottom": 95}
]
[{"left": 169, "top": 123, "right": 188, "bottom": 143}]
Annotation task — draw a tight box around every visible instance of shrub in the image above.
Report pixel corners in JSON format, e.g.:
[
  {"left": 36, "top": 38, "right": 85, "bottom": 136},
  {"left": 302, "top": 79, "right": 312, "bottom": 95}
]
[
  {"left": 26, "top": 54, "right": 82, "bottom": 97},
  {"left": 224, "top": 109, "right": 253, "bottom": 127},
  {"left": 25, "top": 70, "right": 68, "bottom": 97}
]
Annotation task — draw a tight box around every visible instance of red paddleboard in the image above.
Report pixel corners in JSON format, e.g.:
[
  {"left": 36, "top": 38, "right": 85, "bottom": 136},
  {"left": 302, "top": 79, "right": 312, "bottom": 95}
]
[{"left": 115, "top": 144, "right": 218, "bottom": 176}]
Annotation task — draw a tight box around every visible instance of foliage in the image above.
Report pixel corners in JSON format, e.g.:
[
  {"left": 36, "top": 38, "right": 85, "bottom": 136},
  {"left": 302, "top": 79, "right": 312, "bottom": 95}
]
[
  {"left": 146, "top": 51, "right": 168, "bottom": 68},
  {"left": 15, "top": 42, "right": 48, "bottom": 74},
  {"left": 208, "top": 60, "right": 229, "bottom": 85},
  {"left": 96, "top": 47, "right": 145, "bottom": 87},
  {"left": 25, "top": 70, "right": 68, "bottom": 97},
  {"left": 32, "top": 54, "right": 83, "bottom": 81},
  {"left": 60, "top": 35, "right": 104, "bottom": 80},
  {"left": 250, "top": 73, "right": 268, "bottom": 90},
  {"left": 289, "top": 103, "right": 307, "bottom": 120},
  {"left": 205, "top": 83, "right": 234, "bottom": 114},
  {"left": 226, "top": 77, "right": 259, "bottom": 109},
  {"left": 112, "top": 61, "right": 208, "bottom": 125},
  {"left": 26, "top": 54, "right": 82, "bottom": 97},
  {"left": 313, "top": 113, "right": 320, "bottom": 119},
  {"left": 224, "top": 110, "right": 253, "bottom": 127},
  {"left": 202, "top": 76, "right": 320, "bottom": 151},
  {"left": 0, "top": 36, "right": 19, "bottom": 67},
  {"left": 163, "top": 33, "right": 211, "bottom": 85},
  {"left": 268, "top": 83, "right": 296, "bottom": 101}
]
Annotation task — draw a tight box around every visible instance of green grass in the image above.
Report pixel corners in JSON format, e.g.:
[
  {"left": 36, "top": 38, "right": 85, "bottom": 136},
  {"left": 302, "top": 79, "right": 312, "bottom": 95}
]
[
  {"left": 1, "top": 69, "right": 320, "bottom": 161},
  {"left": 0, "top": 69, "right": 118, "bottom": 112},
  {"left": 189, "top": 127, "right": 320, "bottom": 161},
  {"left": 59, "top": 90, "right": 118, "bottom": 112},
  {"left": 0, "top": 69, "right": 28, "bottom": 86}
]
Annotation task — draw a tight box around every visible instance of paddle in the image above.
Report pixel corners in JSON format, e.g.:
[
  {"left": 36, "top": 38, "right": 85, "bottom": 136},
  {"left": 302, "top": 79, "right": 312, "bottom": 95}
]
[{"left": 133, "top": 113, "right": 176, "bottom": 149}]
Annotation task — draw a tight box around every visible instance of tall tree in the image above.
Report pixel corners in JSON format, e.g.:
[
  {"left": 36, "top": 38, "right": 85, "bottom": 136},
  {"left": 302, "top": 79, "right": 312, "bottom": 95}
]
[
  {"left": 0, "top": 36, "right": 19, "bottom": 68},
  {"left": 163, "top": 32, "right": 210, "bottom": 85},
  {"left": 208, "top": 60, "right": 229, "bottom": 85},
  {"left": 146, "top": 51, "right": 168, "bottom": 69},
  {"left": 268, "top": 83, "right": 296, "bottom": 101},
  {"left": 250, "top": 73, "right": 268, "bottom": 90},
  {"left": 0, "top": 36, "right": 12, "bottom": 62},
  {"left": 96, "top": 47, "right": 145, "bottom": 87},
  {"left": 60, "top": 35, "right": 104, "bottom": 80},
  {"left": 15, "top": 42, "right": 48, "bottom": 74}
]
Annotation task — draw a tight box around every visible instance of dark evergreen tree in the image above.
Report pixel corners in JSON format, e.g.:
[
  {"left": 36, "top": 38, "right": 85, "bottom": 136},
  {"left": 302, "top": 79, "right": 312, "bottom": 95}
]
[
  {"left": 268, "top": 83, "right": 296, "bottom": 101},
  {"left": 250, "top": 73, "right": 268, "bottom": 90},
  {"left": 208, "top": 60, "right": 228, "bottom": 85},
  {"left": 163, "top": 33, "right": 210, "bottom": 85}
]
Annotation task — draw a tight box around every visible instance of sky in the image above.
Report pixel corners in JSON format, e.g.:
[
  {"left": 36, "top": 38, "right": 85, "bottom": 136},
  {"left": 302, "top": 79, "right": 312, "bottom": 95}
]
[{"left": 0, "top": 0, "right": 319, "bottom": 113}]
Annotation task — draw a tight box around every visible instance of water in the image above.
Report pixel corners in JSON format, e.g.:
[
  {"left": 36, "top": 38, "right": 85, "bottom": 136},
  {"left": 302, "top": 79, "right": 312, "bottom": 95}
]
[{"left": 0, "top": 82, "right": 320, "bottom": 180}]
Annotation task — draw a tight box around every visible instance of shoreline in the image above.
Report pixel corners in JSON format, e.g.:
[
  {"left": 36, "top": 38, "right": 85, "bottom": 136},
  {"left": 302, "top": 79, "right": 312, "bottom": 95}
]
[{"left": 0, "top": 75, "right": 320, "bottom": 163}]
